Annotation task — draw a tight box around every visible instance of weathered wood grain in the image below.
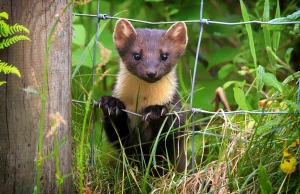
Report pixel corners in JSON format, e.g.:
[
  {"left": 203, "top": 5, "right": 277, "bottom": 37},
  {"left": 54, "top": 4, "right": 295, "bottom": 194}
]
[{"left": 0, "top": 0, "right": 72, "bottom": 193}]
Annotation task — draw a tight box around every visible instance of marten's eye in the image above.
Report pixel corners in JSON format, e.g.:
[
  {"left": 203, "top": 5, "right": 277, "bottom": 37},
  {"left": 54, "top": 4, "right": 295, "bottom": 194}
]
[
  {"left": 133, "top": 53, "right": 142, "bottom": 61},
  {"left": 160, "top": 53, "right": 168, "bottom": 61}
]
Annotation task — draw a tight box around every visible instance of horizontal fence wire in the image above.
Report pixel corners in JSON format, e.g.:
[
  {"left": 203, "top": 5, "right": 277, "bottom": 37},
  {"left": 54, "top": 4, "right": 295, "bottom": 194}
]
[
  {"left": 73, "top": 13, "right": 300, "bottom": 25},
  {"left": 72, "top": 99, "right": 293, "bottom": 116}
]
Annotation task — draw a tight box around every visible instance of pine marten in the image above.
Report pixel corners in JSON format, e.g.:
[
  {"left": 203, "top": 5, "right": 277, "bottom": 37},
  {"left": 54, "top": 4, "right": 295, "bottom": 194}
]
[{"left": 99, "top": 19, "right": 188, "bottom": 175}]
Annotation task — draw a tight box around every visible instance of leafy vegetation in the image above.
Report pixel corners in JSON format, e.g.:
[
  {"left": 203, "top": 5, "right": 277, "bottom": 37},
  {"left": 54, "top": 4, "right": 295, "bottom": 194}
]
[
  {"left": 0, "top": 11, "right": 30, "bottom": 86},
  {"left": 72, "top": 0, "right": 300, "bottom": 193}
]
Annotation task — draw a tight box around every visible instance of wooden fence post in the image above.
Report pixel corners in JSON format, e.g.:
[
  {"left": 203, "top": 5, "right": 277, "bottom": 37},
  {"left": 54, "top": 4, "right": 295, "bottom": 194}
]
[{"left": 0, "top": 0, "right": 72, "bottom": 193}]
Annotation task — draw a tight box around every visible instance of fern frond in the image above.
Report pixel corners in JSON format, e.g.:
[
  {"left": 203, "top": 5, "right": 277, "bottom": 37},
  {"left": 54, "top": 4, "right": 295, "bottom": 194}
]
[
  {"left": 9, "top": 24, "right": 30, "bottom": 35},
  {"left": 0, "top": 12, "right": 9, "bottom": 20},
  {"left": 0, "top": 20, "right": 10, "bottom": 37},
  {"left": 0, "top": 81, "right": 7, "bottom": 86},
  {"left": 0, "top": 35, "right": 30, "bottom": 49},
  {"left": 0, "top": 60, "right": 21, "bottom": 77}
]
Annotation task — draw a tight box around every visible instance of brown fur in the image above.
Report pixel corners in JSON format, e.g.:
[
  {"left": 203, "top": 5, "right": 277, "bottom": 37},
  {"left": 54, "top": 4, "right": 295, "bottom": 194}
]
[
  {"left": 113, "top": 62, "right": 177, "bottom": 128},
  {"left": 99, "top": 19, "right": 189, "bottom": 174}
]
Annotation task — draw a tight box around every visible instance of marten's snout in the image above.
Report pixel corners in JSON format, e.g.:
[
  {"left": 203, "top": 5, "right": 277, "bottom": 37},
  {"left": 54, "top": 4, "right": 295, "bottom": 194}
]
[{"left": 145, "top": 69, "right": 157, "bottom": 78}]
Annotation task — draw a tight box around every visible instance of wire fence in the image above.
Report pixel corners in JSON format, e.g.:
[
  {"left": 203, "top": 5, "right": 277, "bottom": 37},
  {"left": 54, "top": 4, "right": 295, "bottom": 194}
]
[
  {"left": 72, "top": 0, "right": 300, "bottom": 169},
  {"left": 73, "top": 13, "right": 300, "bottom": 25}
]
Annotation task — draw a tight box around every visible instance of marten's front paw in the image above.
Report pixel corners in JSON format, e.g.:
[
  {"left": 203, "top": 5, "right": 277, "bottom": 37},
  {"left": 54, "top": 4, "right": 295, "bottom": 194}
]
[
  {"left": 98, "top": 96, "right": 126, "bottom": 117},
  {"left": 142, "top": 105, "right": 168, "bottom": 122}
]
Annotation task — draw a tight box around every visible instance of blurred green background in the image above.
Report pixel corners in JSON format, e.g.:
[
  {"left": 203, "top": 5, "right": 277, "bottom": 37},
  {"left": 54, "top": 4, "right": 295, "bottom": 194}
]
[
  {"left": 71, "top": 0, "right": 299, "bottom": 143},
  {"left": 72, "top": 0, "right": 299, "bottom": 109}
]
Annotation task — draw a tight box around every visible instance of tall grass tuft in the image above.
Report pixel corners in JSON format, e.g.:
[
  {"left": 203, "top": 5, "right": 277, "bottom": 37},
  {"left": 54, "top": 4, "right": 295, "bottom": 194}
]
[{"left": 71, "top": 1, "right": 300, "bottom": 193}]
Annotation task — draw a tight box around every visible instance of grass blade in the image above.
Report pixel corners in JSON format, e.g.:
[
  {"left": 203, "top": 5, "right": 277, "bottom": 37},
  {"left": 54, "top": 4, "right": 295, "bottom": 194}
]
[
  {"left": 263, "top": 0, "right": 275, "bottom": 68},
  {"left": 240, "top": 0, "right": 257, "bottom": 68},
  {"left": 239, "top": 0, "right": 259, "bottom": 104},
  {"left": 273, "top": 0, "right": 281, "bottom": 52},
  {"left": 258, "top": 164, "right": 273, "bottom": 194}
]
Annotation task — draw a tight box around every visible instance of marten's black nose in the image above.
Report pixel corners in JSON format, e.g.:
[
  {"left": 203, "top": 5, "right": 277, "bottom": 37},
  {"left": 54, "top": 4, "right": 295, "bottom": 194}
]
[{"left": 146, "top": 69, "right": 157, "bottom": 78}]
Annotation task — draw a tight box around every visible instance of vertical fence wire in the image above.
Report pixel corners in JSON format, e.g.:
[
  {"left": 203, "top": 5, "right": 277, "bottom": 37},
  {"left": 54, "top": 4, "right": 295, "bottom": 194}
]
[
  {"left": 91, "top": 0, "right": 101, "bottom": 165},
  {"left": 190, "top": 0, "right": 204, "bottom": 172},
  {"left": 297, "top": 79, "right": 300, "bottom": 114}
]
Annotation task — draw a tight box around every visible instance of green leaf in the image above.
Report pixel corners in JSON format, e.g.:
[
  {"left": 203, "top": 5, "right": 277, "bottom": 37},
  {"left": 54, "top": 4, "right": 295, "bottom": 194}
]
[
  {"left": 72, "top": 24, "right": 86, "bottom": 47},
  {"left": 0, "top": 12, "right": 9, "bottom": 20},
  {"left": 223, "top": 80, "right": 244, "bottom": 89},
  {"left": 0, "top": 35, "right": 30, "bottom": 49},
  {"left": 293, "top": 24, "right": 300, "bottom": 33},
  {"left": 218, "top": 64, "right": 236, "bottom": 80},
  {"left": 267, "top": 10, "right": 300, "bottom": 31},
  {"left": 233, "top": 87, "right": 252, "bottom": 110},
  {"left": 258, "top": 164, "right": 273, "bottom": 194},
  {"left": 272, "top": 0, "right": 281, "bottom": 51},
  {"left": 169, "top": 9, "right": 179, "bottom": 16},
  {"left": 9, "top": 24, "right": 30, "bottom": 35},
  {"left": 33, "top": 186, "right": 38, "bottom": 194},
  {"left": 22, "top": 88, "right": 39, "bottom": 95},
  {"left": 0, "top": 61, "right": 21, "bottom": 77},
  {"left": 0, "top": 21, "right": 8, "bottom": 37},
  {"left": 0, "top": 81, "right": 7, "bottom": 86},
  {"left": 240, "top": 0, "right": 257, "bottom": 68},
  {"left": 262, "top": 73, "right": 283, "bottom": 93},
  {"left": 286, "top": 10, "right": 300, "bottom": 20},
  {"left": 285, "top": 48, "right": 293, "bottom": 64},
  {"left": 224, "top": 81, "right": 238, "bottom": 89}
]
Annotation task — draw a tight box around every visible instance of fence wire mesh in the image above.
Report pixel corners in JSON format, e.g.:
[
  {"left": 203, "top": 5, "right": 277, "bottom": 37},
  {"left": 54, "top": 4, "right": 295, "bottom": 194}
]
[{"left": 72, "top": 0, "right": 300, "bottom": 169}]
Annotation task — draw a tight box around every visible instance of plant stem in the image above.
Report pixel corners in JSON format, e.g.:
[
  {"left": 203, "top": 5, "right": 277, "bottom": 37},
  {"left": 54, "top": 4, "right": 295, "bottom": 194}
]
[
  {"left": 54, "top": 131, "right": 62, "bottom": 194},
  {"left": 36, "top": 3, "right": 72, "bottom": 193},
  {"left": 277, "top": 174, "right": 288, "bottom": 194},
  {"left": 78, "top": 91, "right": 93, "bottom": 194}
]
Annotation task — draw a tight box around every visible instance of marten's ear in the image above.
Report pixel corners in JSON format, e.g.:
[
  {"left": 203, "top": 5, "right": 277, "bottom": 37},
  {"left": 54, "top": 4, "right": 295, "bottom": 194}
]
[
  {"left": 164, "top": 22, "right": 188, "bottom": 47},
  {"left": 114, "top": 19, "right": 137, "bottom": 49}
]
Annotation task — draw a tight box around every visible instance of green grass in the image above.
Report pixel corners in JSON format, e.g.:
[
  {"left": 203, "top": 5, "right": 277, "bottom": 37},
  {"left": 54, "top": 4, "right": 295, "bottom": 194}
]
[
  {"left": 71, "top": 62, "right": 300, "bottom": 193},
  {"left": 70, "top": 1, "right": 300, "bottom": 193},
  {"left": 71, "top": 103, "right": 300, "bottom": 193}
]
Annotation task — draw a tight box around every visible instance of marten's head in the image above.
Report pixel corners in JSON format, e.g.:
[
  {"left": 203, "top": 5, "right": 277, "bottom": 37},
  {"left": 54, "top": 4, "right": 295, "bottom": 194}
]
[{"left": 113, "top": 19, "right": 188, "bottom": 83}]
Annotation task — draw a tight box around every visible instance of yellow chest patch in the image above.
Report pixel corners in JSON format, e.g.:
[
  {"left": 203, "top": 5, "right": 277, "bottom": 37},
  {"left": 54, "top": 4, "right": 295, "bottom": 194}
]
[{"left": 113, "top": 62, "right": 177, "bottom": 128}]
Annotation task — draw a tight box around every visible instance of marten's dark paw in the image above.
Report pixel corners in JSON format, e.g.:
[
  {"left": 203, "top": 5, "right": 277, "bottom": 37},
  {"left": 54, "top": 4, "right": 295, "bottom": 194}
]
[
  {"left": 98, "top": 96, "right": 126, "bottom": 117},
  {"left": 142, "top": 105, "right": 168, "bottom": 122}
]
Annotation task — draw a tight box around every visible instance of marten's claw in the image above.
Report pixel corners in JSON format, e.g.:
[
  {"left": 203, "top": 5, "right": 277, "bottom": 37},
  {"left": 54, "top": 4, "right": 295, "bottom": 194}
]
[
  {"left": 142, "top": 105, "right": 168, "bottom": 122},
  {"left": 108, "top": 108, "right": 111, "bottom": 116},
  {"left": 143, "top": 112, "right": 152, "bottom": 121},
  {"left": 161, "top": 107, "right": 167, "bottom": 116},
  {"left": 98, "top": 96, "right": 126, "bottom": 117},
  {"left": 98, "top": 98, "right": 103, "bottom": 108}
]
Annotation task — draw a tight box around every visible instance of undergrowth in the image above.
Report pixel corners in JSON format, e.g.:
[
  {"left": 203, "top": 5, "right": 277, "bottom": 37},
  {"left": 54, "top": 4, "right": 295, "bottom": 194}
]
[
  {"left": 72, "top": 94, "right": 300, "bottom": 193},
  {"left": 71, "top": 0, "right": 300, "bottom": 193},
  {"left": 71, "top": 46, "right": 300, "bottom": 193}
]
